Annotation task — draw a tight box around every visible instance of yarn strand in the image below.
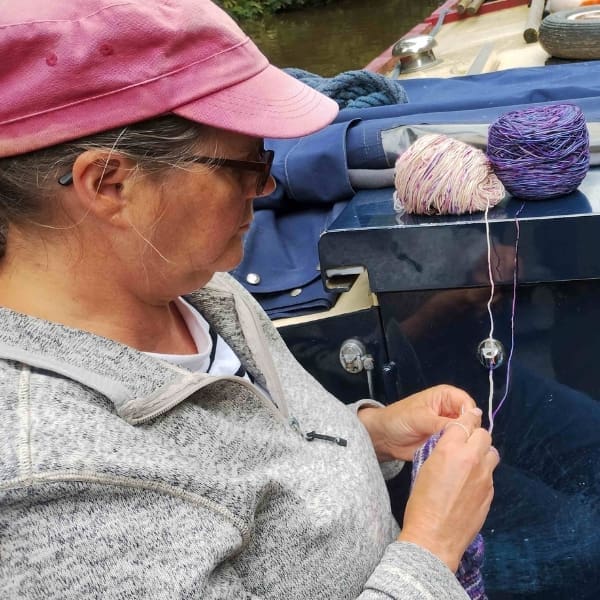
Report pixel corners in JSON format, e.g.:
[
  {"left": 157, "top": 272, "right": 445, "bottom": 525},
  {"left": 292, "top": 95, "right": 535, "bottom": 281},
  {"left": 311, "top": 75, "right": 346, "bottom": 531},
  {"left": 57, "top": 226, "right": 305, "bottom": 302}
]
[
  {"left": 484, "top": 200, "right": 497, "bottom": 434},
  {"left": 486, "top": 204, "right": 524, "bottom": 433},
  {"left": 491, "top": 204, "right": 525, "bottom": 425}
]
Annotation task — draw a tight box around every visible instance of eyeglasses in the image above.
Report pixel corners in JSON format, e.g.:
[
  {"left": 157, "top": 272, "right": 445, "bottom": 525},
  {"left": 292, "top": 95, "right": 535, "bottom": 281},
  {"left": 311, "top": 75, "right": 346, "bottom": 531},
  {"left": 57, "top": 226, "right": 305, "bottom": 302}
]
[
  {"left": 181, "top": 148, "right": 275, "bottom": 196},
  {"left": 57, "top": 148, "right": 275, "bottom": 197}
]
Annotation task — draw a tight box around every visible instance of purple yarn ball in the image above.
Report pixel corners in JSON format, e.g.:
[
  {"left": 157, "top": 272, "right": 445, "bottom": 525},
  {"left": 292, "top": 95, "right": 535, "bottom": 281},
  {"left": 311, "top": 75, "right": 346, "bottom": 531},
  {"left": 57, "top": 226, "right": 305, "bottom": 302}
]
[{"left": 487, "top": 103, "right": 590, "bottom": 200}]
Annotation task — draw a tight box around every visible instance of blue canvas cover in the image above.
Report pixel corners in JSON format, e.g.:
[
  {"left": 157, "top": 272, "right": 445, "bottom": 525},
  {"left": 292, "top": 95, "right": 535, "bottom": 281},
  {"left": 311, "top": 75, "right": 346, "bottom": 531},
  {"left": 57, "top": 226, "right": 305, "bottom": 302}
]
[{"left": 230, "top": 61, "right": 600, "bottom": 318}]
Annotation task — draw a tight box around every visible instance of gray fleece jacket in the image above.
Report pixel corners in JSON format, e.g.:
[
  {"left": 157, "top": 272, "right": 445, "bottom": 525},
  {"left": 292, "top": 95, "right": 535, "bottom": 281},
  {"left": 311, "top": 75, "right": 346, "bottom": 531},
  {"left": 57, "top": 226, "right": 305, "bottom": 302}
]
[{"left": 0, "top": 273, "right": 468, "bottom": 599}]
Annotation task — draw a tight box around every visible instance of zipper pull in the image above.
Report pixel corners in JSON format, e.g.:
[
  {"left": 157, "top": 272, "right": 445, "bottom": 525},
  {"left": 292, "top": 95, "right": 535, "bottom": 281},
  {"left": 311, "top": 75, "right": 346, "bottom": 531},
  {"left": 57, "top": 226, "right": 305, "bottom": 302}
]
[{"left": 305, "top": 431, "right": 347, "bottom": 447}]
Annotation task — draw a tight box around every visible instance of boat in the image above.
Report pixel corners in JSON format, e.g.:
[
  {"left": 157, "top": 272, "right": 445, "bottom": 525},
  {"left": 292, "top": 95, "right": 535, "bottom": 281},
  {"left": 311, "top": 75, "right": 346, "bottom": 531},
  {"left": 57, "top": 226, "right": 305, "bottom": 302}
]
[
  {"left": 366, "top": 0, "right": 600, "bottom": 78},
  {"left": 231, "top": 2, "right": 600, "bottom": 597}
]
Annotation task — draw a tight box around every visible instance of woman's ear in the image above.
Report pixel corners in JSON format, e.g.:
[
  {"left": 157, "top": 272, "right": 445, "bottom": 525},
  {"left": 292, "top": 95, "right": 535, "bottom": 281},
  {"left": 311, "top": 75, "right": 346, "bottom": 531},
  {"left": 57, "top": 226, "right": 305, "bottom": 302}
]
[{"left": 69, "top": 150, "right": 136, "bottom": 227}]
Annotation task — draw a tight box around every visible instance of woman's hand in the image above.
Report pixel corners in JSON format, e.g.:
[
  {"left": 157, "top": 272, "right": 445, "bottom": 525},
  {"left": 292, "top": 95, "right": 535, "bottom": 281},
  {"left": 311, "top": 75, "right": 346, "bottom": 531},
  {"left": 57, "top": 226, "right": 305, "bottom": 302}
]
[
  {"left": 357, "top": 384, "right": 477, "bottom": 462},
  {"left": 398, "top": 408, "right": 499, "bottom": 572}
]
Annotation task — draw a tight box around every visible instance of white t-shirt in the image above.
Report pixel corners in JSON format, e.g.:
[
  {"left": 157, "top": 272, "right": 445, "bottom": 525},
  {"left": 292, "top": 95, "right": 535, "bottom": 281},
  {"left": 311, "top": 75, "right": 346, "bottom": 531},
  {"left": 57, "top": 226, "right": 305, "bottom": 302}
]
[{"left": 147, "top": 297, "right": 253, "bottom": 383}]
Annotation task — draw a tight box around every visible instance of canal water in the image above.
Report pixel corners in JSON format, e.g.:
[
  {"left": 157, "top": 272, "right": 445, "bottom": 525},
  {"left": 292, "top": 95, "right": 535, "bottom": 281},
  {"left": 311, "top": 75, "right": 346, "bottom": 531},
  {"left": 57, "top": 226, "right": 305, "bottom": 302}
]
[{"left": 242, "top": 0, "right": 443, "bottom": 76}]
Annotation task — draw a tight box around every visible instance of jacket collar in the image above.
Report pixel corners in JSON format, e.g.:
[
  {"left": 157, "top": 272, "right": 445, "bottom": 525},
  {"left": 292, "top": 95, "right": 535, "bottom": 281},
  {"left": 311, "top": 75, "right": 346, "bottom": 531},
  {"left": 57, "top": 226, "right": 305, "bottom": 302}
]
[{"left": 0, "top": 274, "right": 270, "bottom": 424}]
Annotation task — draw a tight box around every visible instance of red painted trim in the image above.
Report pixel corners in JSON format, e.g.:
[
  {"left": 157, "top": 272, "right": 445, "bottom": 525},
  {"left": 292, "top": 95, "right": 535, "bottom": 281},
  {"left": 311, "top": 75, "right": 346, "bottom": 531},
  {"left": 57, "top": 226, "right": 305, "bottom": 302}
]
[
  {"left": 426, "top": 0, "right": 529, "bottom": 26},
  {"left": 364, "top": 0, "right": 530, "bottom": 73}
]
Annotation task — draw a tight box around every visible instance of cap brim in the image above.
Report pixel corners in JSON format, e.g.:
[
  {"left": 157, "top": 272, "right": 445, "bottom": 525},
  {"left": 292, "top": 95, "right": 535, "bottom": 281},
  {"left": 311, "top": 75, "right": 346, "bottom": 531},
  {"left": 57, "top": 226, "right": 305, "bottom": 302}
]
[{"left": 173, "top": 64, "right": 339, "bottom": 139}]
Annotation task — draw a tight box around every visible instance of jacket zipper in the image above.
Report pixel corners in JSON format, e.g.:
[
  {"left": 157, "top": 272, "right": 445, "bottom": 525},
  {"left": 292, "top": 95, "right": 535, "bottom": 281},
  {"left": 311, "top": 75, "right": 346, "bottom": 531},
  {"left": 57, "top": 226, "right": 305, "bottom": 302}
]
[{"left": 305, "top": 431, "right": 348, "bottom": 447}]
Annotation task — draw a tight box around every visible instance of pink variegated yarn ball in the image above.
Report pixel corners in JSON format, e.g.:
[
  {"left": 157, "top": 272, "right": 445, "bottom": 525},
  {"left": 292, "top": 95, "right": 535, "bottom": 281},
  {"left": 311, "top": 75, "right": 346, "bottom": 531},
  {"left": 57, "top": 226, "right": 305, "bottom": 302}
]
[{"left": 393, "top": 134, "right": 505, "bottom": 215}]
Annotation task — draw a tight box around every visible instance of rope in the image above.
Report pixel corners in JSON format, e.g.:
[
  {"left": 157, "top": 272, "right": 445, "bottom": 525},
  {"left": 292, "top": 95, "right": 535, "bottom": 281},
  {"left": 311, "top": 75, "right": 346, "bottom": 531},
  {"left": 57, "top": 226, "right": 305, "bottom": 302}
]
[{"left": 284, "top": 67, "right": 409, "bottom": 109}]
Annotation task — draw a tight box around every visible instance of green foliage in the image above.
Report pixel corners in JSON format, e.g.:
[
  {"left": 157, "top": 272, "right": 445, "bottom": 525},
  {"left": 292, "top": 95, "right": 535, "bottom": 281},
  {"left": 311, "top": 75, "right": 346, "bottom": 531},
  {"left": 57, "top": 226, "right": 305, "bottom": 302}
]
[{"left": 217, "top": 0, "right": 333, "bottom": 21}]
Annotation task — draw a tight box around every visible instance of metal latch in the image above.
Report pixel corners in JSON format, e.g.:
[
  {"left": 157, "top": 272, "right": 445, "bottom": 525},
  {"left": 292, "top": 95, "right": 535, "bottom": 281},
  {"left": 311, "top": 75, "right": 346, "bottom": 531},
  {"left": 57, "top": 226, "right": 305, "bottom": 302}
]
[{"left": 339, "top": 338, "right": 375, "bottom": 398}]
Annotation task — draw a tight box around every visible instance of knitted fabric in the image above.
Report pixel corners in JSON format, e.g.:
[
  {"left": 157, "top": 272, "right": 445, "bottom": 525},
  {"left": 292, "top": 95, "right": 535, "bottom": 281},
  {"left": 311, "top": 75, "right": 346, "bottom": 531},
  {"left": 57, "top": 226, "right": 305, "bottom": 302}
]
[
  {"left": 284, "top": 67, "right": 409, "bottom": 109},
  {"left": 411, "top": 432, "right": 487, "bottom": 600}
]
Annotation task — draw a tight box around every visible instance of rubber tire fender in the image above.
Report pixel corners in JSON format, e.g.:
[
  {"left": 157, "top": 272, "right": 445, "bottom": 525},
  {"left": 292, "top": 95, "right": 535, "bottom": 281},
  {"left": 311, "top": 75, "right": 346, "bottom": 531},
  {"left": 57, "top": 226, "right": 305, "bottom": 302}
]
[{"left": 539, "top": 6, "right": 600, "bottom": 60}]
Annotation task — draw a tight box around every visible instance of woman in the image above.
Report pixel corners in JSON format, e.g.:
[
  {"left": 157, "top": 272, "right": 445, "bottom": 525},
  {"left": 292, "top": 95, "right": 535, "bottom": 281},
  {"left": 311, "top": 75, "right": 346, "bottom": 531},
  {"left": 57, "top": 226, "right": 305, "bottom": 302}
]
[{"left": 0, "top": 1, "right": 498, "bottom": 598}]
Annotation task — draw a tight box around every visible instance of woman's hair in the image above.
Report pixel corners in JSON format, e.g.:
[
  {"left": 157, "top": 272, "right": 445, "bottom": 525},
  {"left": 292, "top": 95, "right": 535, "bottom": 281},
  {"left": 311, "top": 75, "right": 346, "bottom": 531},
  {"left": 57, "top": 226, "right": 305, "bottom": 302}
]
[{"left": 0, "top": 115, "right": 207, "bottom": 258}]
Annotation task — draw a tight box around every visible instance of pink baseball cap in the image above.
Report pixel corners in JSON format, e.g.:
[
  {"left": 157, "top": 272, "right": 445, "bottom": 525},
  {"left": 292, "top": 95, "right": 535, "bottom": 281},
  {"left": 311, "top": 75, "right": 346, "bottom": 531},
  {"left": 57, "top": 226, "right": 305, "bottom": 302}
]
[{"left": 0, "top": 0, "right": 338, "bottom": 157}]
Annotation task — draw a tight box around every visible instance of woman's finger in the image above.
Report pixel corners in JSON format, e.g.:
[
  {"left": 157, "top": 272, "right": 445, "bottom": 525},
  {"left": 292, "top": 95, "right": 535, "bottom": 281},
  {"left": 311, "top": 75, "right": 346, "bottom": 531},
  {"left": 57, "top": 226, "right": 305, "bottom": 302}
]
[
  {"left": 436, "top": 385, "right": 477, "bottom": 417},
  {"left": 483, "top": 445, "right": 501, "bottom": 470},
  {"left": 466, "top": 426, "right": 493, "bottom": 453},
  {"left": 440, "top": 407, "right": 482, "bottom": 443},
  {"left": 443, "top": 421, "right": 471, "bottom": 442}
]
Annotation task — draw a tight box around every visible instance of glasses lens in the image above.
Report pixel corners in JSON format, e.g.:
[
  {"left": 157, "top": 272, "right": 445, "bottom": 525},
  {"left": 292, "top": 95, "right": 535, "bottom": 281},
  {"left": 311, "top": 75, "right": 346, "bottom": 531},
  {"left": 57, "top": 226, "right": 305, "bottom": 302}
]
[{"left": 256, "top": 150, "right": 274, "bottom": 195}]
